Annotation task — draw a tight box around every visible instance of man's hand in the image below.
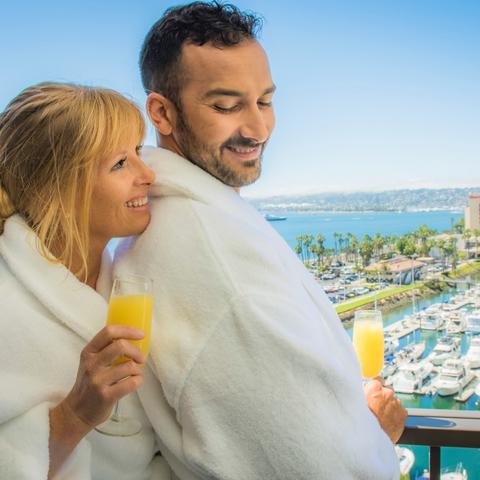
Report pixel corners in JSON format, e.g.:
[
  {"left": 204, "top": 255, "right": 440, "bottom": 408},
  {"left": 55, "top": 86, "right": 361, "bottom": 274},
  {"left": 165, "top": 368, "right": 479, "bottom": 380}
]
[{"left": 364, "top": 377, "right": 407, "bottom": 444}]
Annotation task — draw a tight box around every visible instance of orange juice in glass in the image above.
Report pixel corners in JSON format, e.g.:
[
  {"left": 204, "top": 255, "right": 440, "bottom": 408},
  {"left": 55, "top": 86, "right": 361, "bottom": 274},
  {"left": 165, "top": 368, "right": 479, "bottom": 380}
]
[
  {"left": 107, "top": 293, "right": 153, "bottom": 364},
  {"left": 352, "top": 310, "right": 384, "bottom": 379},
  {"left": 96, "top": 274, "right": 153, "bottom": 437}
]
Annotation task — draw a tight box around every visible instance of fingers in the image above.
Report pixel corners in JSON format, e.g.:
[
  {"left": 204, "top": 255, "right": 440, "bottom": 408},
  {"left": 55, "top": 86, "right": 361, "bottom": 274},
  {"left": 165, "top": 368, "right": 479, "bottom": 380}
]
[
  {"left": 85, "top": 325, "right": 144, "bottom": 354},
  {"left": 96, "top": 338, "right": 145, "bottom": 366},
  {"left": 98, "top": 360, "right": 144, "bottom": 386},
  {"left": 109, "top": 373, "right": 144, "bottom": 400}
]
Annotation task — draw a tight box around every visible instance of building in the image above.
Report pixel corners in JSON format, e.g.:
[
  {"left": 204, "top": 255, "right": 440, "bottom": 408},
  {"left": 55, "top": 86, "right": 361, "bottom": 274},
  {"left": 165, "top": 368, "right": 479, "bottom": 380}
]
[
  {"left": 465, "top": 193, "right": 480, "bottom": 230},
  {"left": 365, "top": 256, "right": 425, "bottom": 284}
]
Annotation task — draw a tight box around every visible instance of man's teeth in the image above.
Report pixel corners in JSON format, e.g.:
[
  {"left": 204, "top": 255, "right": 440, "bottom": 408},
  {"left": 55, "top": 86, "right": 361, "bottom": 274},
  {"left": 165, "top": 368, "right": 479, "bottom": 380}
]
[
  {"left": 125, "top": 197, "right": 148, "bottom": 208},
  {"left": 229, "top": 146, "right": 258, "bottom": 153}
]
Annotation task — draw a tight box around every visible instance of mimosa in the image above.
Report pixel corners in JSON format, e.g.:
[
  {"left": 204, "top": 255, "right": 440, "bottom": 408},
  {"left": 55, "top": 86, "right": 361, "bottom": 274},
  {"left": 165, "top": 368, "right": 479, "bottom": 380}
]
[
  {"left": 107, "top": 294, "right": 153, "bottom": 362},
  {"left": 352, "top": 311, "right": 384, "bottom": 378}
]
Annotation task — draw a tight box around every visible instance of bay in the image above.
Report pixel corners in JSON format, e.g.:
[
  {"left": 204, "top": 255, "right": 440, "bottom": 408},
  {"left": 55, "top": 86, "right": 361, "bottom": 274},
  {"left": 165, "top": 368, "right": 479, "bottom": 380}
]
[{"left": 266, "top": 210, "right": 463, "bottom": 250}]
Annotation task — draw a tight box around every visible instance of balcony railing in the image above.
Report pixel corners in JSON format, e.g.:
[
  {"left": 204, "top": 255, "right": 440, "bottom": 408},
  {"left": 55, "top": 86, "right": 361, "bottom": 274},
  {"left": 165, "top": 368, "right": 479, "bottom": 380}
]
[{"left": 399, "top": 408, "right": 480, "bottom": 480}]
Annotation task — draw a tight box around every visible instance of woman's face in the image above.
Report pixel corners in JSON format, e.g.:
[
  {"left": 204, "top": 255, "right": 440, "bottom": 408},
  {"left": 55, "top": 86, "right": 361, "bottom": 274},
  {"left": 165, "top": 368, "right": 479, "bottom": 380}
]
[{"left": 89, "top": 141, "right": 155, "bottom": 245}]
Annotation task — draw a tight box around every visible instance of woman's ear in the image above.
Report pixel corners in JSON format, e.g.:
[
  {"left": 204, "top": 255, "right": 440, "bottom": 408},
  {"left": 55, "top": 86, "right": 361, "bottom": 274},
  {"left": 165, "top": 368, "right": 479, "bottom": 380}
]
[{"left": 146, "top": 92, "right": 177, "bottom": 136}]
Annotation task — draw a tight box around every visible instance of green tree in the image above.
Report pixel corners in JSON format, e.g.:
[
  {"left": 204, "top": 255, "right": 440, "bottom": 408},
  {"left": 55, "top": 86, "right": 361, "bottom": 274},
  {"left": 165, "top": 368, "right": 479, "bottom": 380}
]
[
  {"left": 463, "top": 229, "right": 472, "bottom": 260},
  {"left": 373, "top": 233, "right": 385, "bottom": 261},
  {"left": 295, "top": 235, "right": 305, "bottom": 264},
  {"left": 453, "top": 218, "right": 465, "bottom": 234},
  {"left": 474, "top": 229, "right": 480, "bottom": 259},
  {"left": 359, "top": 235, "right": 374, "bottom": 267}
]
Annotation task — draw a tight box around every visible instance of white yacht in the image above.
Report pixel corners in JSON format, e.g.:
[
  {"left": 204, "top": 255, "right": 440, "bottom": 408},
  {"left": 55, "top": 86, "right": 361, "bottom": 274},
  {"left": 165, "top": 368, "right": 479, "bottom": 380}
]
[
  {"left": 427, "top": 336, "right": 461, "bottom": 366},
  {"left": 418, "top": 311, "right": 445, "bottom": 330},
  {"left": 393, "top": 361, "right": 433, "bottom": 394},
  {"left": 384, "top": 336, "right": 399, "bottom": 356},
  {"left": 465, "top": 311, "right": 480, "bottom": 333},
  {"left": 445, "top": 311, "right": 467, "bottom": 335},
  {"left": 381, "top": 357, "right": 397, "bottom": 379},
  {"left": 465, "top": 335, "right": 480, "bottom": 369},
  {"left": 395, "top": 341, "right": 426, "bottom": 364},
  {"left": 434, "top": 359, "right": 475, "bottom": 396}
]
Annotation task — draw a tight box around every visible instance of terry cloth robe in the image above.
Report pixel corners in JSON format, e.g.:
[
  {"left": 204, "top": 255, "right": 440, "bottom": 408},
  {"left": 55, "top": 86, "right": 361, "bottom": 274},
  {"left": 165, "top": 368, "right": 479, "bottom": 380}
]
[
  {"left": 114, "top": 147, "right": 401, "bottom": 480},
  {"left": 0, "top": 215, "right": 171, "bottom": 480}
]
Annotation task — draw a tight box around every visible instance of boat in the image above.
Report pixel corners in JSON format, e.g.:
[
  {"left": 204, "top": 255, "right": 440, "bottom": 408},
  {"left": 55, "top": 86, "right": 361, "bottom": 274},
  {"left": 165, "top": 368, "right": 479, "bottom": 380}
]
[
  {"left": 395, "top": 446, "right": 415, "bottom": 479},
  {"left": 392, "top": 360, "right": 433, "bottom": 394},
  {"left": 418, "top": 310, "right": 445, "bottom": 330},
  {"left": 264, "top": 214, "right": 287, "bottom": 222},
  {"left": 445, "top": 311, "right": 467, "bottom": 335},
  {"left": 418, "top": 466, "right": 468, "bottom": 479},
  {"left": 384, "top": 336, "right": 399, "bottom": 356},
  {"left": 465, "top": 335, "right": 480, "bottom": 369},
  {"left": 395, "top": 341, "right": 426, "bottom": 365},
  {"left": 433, "top": 359, "right": 475, "bottom": 396},
  {"left": 381, "top": 356, "right": 398, "bottom": 378},
  {"left": 465, "top": 311, "right": 480, "bottom": 333},
  {"left": 427, "top": 336, "right": 461, "bottom": 366}
]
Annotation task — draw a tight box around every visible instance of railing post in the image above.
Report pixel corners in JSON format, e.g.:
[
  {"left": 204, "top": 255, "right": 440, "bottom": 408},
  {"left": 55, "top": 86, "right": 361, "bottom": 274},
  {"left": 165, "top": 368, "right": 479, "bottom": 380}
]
[{"left": 429, "top": 446, "right": 440, "bottom": 480}]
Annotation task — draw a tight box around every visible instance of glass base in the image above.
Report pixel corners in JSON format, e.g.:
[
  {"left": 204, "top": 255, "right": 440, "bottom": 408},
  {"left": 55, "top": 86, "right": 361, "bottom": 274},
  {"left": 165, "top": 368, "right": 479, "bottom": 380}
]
[{"left": 95, "top": 416, "right": 142, "bottom": 437}]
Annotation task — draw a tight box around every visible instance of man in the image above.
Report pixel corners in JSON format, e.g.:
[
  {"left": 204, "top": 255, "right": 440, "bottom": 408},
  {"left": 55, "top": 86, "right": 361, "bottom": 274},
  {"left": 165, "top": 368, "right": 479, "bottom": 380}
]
[{"left": 115, "top": 2, "right": 406, "bottom": 479}]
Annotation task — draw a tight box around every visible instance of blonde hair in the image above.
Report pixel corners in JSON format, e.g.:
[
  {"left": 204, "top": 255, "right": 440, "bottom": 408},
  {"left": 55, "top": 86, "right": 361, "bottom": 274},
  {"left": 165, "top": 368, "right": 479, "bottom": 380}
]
[{"left": 0, "top": 82, "right": 145, "bottom": 279}]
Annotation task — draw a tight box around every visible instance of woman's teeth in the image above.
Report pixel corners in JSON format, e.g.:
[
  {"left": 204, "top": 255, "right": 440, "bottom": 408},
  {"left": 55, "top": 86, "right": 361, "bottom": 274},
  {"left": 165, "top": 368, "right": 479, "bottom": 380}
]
[{"left": 125, "top": 197, "right": 148, "bottom": 208}]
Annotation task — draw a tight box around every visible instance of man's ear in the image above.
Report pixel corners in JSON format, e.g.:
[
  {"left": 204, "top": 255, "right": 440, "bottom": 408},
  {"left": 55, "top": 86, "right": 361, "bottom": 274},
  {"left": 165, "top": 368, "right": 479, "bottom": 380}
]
[{"left": 146, "top": 92, "right": 177, "bottom": 136}]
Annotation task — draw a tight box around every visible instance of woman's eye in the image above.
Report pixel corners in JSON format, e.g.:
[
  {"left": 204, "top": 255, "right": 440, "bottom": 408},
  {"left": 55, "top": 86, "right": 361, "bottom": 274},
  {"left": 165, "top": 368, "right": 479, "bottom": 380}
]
[{"left": 111, "top": 158, "right": 126, "bottom": 171}]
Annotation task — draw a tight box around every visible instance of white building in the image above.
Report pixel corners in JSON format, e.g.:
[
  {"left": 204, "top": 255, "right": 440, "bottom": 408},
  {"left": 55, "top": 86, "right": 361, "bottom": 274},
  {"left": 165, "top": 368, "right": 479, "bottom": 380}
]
[{"left": 465, "top": 193, "right": 480, "bottom": 230}]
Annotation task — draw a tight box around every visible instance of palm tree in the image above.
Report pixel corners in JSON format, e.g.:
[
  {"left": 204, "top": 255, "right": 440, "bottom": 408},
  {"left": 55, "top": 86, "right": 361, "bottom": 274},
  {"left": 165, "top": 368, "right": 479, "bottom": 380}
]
[
  {"left": 359, "top": 235, "right": 374, "bottom": 268},
  {"left": 373, "top": 233, "right": 385, "bottom": 262},
  {"left": 474, "top": 228, "right": 480, "bottom": 259},
  {"left": 315, "top": 234, "right": 326, "bottom": 268},
  {"left": 332, "top": 232, "right": 339, "bottom": 260},
  {"left": 463, "top": 229, "right": 472, "bottom": 260},
  {"left": 295, "top": 235, "right": 305, "bottom": 264}
]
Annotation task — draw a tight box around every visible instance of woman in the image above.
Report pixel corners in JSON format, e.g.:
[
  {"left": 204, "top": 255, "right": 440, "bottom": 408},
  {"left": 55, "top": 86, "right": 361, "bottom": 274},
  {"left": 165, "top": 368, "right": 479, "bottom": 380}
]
[{"left": 0, "top": 83, "right": 168, "bottom": 479}]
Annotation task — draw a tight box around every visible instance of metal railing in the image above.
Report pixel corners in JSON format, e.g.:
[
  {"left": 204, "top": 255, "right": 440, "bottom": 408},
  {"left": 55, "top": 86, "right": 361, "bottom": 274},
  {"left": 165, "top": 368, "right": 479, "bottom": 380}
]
[{"left": 399, "top": 408, "right": 480, "bottom": 480}]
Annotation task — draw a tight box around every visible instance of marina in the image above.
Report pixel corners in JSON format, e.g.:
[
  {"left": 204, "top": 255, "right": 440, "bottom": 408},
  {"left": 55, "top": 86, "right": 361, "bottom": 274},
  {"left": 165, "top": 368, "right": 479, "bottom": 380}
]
[{"left": 349, "top": 281, "right": 480, "bottom": 478}]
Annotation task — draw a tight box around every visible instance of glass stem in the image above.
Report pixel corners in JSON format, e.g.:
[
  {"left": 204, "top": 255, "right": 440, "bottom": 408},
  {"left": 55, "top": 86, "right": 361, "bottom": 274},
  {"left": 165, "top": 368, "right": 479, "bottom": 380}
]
[{"left": 111, "top": 401, "right": 121, "bottom": 422}]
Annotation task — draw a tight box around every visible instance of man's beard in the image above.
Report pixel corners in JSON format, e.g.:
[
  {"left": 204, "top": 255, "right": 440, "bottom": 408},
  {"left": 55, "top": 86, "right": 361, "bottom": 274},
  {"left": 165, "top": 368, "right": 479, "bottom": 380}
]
[{"left": 174, "top": 110, "right": 265, "bottom": 188}]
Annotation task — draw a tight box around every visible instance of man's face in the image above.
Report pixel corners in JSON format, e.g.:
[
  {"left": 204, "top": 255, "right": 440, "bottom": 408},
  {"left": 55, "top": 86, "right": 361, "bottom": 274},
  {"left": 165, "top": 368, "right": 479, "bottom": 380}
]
[{"left": 171, "top": 39, "right": 275, "bottom": 188}]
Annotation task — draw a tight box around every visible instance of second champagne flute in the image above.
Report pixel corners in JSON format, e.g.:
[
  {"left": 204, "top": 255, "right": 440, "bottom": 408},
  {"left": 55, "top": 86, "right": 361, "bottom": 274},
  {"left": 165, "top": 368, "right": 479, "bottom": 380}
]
[{"left": 352, "top": 309, "right": 384, "bottom": 381}]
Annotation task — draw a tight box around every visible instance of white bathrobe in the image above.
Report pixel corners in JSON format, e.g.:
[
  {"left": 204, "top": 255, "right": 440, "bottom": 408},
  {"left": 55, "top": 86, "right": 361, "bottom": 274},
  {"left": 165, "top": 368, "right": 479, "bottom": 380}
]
[
  {"left": 114, "top": 147, "right": 400, "bottom": 480},
  {"left": 0, "top": 215, "right": 170, "bottom": 480}
]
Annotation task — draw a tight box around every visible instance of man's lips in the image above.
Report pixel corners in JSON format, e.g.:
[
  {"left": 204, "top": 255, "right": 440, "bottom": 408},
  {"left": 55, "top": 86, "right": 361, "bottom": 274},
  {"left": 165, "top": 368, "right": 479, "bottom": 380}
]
[{"left": 225, "top": 144, "right": 262, "bottom": 161}]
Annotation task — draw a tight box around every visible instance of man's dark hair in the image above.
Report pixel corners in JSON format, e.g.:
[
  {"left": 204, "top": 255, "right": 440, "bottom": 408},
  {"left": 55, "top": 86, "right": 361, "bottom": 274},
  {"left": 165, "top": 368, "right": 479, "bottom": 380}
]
[{"left": 140, "top": 1, "right": 262, "bottom": 108}]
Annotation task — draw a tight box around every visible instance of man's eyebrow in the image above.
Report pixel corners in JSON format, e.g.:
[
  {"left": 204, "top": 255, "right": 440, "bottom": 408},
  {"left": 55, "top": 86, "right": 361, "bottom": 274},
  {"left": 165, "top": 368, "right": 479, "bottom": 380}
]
[{"left": 202, "top": 85, "right": 277, "bottom": 99}]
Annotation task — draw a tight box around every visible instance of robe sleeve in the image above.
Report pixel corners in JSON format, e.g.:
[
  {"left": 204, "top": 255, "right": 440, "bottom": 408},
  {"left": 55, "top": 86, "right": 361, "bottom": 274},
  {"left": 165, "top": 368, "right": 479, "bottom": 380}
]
[{"left": 0, "top": 401, "right": 93, "bottom": 480}]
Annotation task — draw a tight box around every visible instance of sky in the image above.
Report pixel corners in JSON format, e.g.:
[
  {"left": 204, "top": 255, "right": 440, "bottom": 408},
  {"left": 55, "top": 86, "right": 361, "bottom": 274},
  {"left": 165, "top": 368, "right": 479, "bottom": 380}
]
[{"left": 1, "top": 0, "right": 479, "bottom": 197}]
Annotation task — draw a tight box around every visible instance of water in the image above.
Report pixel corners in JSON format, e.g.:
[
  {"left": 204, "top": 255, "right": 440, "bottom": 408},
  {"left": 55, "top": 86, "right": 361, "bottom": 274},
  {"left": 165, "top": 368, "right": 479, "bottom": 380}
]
[{"left": 267, "top": 210, "right": 463, "bottom": 250}]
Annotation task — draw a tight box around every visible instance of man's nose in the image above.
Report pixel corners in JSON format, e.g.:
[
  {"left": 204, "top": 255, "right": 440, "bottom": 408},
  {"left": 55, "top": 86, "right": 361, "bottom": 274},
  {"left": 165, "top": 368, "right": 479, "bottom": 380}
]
[{"left": 239, "top": 106, "right": 271, "bottom": 143}]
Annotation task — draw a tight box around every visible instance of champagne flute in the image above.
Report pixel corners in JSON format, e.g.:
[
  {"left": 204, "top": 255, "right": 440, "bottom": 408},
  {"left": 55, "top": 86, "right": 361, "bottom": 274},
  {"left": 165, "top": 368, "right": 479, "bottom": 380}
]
[
  {"left": 95, "top": 274, "right": 153, "bottom": 436},
  {"left": 352, "top": 309, "right": 384, "bottom": 381}
]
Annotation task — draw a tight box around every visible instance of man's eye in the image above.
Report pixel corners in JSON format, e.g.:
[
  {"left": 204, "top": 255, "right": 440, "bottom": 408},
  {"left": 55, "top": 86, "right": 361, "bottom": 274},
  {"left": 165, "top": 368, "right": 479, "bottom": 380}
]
[
  {"left": 213, "top": 104, "right": 240, "bottom": 113},
  {"left": 258, "top": 101, "right": 273, "bottom": 108},
  {"left": 111, "top": 158, "right": 126, "bottom": 171}
]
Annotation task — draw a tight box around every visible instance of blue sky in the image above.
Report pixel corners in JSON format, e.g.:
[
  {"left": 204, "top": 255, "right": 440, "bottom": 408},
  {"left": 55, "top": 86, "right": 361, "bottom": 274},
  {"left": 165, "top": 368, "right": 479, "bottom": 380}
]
[{"left": 1, "top": 0, "right": 479, "bottom": 196}]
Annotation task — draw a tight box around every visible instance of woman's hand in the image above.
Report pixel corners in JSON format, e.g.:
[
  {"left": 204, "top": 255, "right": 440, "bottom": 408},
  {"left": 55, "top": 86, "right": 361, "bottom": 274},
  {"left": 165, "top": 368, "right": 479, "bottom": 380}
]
[
  {"left": 64, "top": 324, "right": 146, "bottom": 428},
  {"left": 48, "top": 325, "right": 145, "bottom": 479}
]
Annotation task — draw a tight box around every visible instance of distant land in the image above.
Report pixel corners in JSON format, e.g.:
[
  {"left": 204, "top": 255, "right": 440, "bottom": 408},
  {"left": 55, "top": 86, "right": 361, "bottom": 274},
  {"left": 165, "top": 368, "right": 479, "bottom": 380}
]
[{"left": 247, "top": 187, "right": 479, "bottom": 213}]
